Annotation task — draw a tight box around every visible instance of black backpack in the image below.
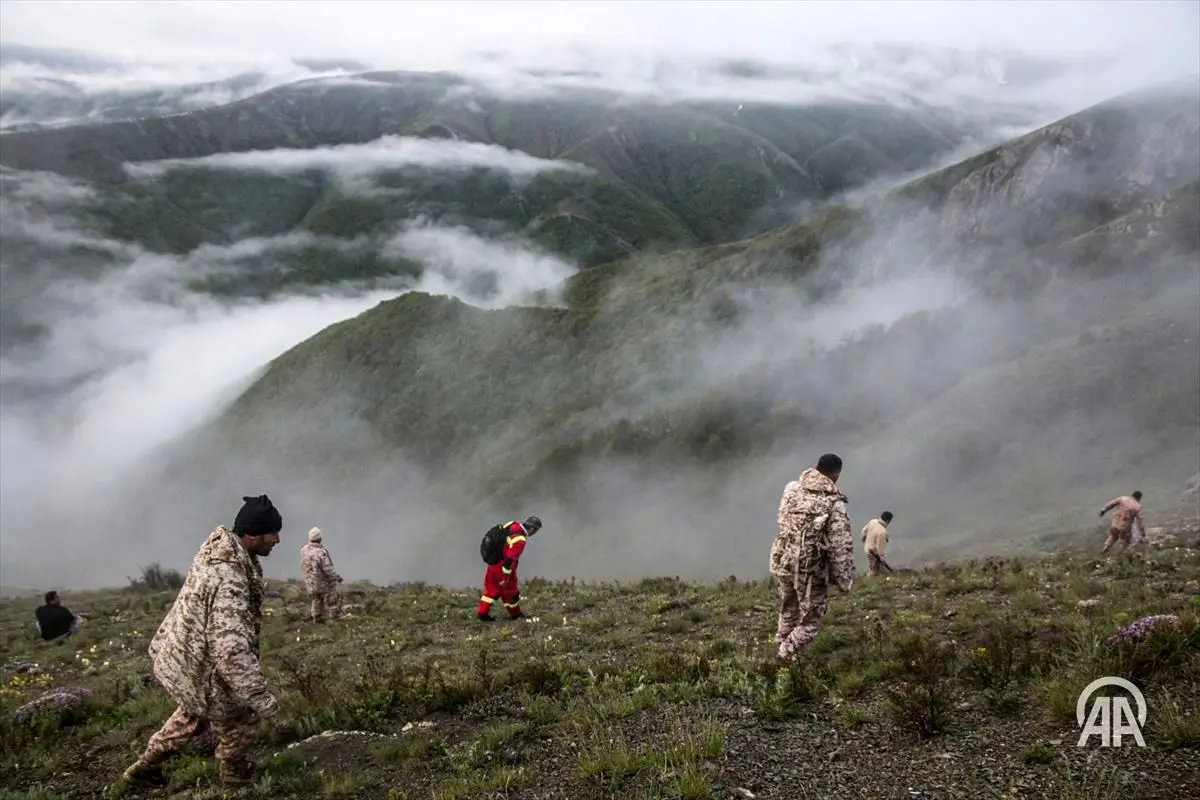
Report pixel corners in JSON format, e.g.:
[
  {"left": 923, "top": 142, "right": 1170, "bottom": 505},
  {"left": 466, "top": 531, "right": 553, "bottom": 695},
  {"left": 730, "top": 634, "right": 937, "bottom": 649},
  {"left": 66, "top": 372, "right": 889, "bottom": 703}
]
[{"left": 480, "top": 523, "right": 510, "bottom": 565}]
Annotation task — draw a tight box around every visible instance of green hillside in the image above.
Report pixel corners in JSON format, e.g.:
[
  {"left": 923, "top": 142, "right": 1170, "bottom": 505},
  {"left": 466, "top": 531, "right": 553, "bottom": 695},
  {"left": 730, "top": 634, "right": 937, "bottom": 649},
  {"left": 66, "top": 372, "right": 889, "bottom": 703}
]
[
  {"left": 141, "top": 79, "right": 1200, "bottom": 566},
  {"left": 0, "top": 71, "right": 990, "bottom": 297}
]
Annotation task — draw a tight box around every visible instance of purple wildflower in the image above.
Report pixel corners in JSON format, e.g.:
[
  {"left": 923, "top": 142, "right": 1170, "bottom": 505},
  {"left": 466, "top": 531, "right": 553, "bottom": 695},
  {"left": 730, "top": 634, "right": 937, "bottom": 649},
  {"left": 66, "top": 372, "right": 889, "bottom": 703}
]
[{"left": 1104, "top": 614, "right": 1182, "bottom": 648}]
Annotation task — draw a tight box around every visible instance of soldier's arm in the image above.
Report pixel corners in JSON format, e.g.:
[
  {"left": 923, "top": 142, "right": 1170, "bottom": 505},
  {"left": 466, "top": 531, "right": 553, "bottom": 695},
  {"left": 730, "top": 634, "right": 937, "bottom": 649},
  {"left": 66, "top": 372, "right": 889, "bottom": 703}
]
[
  {"left": 209, "top": 571, "right": 278, "bottom": 719},
  {"left": 321, "top": 551, "right": 342, "bottom": 583},
  {"left": 828, "top": 500, "right": 855, "bottom": 593},
  {"left": 1100, "top": 498, "right": 1118, "bottom": 515}
]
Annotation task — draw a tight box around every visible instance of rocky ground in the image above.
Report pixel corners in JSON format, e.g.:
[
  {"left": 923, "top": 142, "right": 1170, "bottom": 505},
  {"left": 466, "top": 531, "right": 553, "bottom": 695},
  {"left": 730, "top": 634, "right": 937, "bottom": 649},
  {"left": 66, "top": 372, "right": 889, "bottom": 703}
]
[{"left": 1, "top": 531, "right": 1198, "bottom": 800}]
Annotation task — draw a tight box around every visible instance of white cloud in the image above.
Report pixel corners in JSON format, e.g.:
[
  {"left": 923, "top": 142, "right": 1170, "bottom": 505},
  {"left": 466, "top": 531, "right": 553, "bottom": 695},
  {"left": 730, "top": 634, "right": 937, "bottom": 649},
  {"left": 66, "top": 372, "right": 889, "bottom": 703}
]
[
  {"left": 387, "top": 223, "right": 579, "bottom": 308},
  {"left": 2, "top": 1, "right": 1195, "bottom": 64},
  {"left": 123, "top": 135, "right": 591, "bottom": 191},
  {"left": 1, "top": 1, "right": 1195, "bottom": 128}
]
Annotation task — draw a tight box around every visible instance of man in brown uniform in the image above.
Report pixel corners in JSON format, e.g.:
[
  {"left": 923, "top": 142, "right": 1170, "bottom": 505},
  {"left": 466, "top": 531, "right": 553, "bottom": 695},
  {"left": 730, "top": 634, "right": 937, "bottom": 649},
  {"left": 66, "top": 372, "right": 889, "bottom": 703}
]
[
  {"left": 121, "top": 495, "right": 283, "bottom": 788},
  {"left": 300, "top": 526, "right": 344, "bottom": 622},
  {"left": 860, "top": 511, "right": 893, "bottom": 577},
  {"left": 1099, "top": 490, "right": 1146, "bottom": 554},
  {"left": 770, "top": 453, "right": 855, "bottom": 661}
]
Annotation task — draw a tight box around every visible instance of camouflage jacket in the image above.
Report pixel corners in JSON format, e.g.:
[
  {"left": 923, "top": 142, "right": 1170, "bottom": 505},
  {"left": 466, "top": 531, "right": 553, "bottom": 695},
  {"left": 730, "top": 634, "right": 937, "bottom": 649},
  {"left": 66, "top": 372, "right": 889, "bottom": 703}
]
[
  {"left": 770, "top": 468, "right": 854, "bottom": 593},
  {"left": 861, "top": 518, "right": 889, "bottom": 556},
  {"left": 148, "top": 526, "right": 278, "bottom": 721},
  {"left": 1102, "top": 496, "right": 1145, "bottom": 536},
  {"left": 300, "top": 542, "right": 342, "bottom": 593}
]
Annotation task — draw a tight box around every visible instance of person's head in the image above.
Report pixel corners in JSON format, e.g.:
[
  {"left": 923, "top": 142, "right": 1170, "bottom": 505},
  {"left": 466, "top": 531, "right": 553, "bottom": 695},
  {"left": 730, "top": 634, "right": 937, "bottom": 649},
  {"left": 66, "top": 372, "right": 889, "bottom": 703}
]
[
  {"left": 816, "top": 453, "right": 843, "bottom": 482},
  {"left": 308, "top": 527, "right": 323, "bottom": 544},
  {"left": 232, "top": 494, "right": 283, "bottom": 557},
  {"left": 1132, "top": 491, "right": 1143, "bottom": 501},
  {"left": 44, "top": 590, "right": 59, "bottom": 606},
  {"left": 523, "top": 515, "right": 543, "bottom": 536},
  {"left": 881, "top": 511, "right": 894, "bottom": 524}
]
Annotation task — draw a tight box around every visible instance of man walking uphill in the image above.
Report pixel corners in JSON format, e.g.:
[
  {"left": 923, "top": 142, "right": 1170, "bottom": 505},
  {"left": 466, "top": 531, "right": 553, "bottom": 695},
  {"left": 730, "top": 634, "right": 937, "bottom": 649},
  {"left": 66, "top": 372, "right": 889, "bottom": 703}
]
[
  {"left": 1099, "top": 490, "right": 1146, "bottom": 554},
  {"left": 122, "top": 495, "right": 284, "bottom": 789},
  {"left": 478, "top": 516, "right": 542, "bottom": 622},
  {"left": 300, "top": 527, "right": 343, "bottom": 622},
  {"left": 861, "top": 511, "right": 893, "bottom": 577},
  {"left": 770, "top": 454, "right": 854, "bottom": 662}
]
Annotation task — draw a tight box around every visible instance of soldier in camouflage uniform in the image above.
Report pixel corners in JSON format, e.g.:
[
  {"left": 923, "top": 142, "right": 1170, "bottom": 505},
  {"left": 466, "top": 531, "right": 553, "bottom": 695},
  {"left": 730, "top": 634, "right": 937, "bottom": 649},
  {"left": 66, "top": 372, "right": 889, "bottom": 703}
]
[
  {"left": 122, "top": 495, "right": 284, "bottom": 788},
  {"left": 770, "top": 454, "right": 855, "bottom": 661},
  {"left": 300, "top": 527, "right": 343, "bottom": 622},
  {"left": 1099, "top": 490, "right": 1146, "bottom": 554}
]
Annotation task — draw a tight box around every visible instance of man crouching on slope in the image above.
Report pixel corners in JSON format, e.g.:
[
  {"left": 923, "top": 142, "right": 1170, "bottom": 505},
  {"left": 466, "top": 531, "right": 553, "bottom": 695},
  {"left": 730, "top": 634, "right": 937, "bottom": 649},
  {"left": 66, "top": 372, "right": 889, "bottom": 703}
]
[
  {"left": 770, "top": 454, "right": 855, "bottom": 662},
  {"left": 122, "top": 495, "right": 283, "bottom": 789}
]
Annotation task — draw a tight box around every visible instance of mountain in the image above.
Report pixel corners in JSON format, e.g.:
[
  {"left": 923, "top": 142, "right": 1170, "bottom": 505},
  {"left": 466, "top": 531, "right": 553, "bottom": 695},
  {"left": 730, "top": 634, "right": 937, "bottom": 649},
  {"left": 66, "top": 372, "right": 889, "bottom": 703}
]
[
  {"left": 156, "top": 78, "right": 1200, "bottom": 578},
  {"left": 0, "top": 68, "right": 1010, "bottom": 350},
  {"left": 0, "top": 70, "right": 986, "bottom": 270},
  {"left": 0, "top": 42, "right": 368, "bottom": 132},
  {"left": 2, "top": 45, "right": 1197, "bottom": 589}
]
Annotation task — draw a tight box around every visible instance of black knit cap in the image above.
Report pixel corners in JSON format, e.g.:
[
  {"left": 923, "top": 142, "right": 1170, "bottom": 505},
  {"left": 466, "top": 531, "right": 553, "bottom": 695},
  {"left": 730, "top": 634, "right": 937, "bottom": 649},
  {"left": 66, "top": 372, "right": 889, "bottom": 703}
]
[
  {"left": 232, "top": 494, "right": 283, "bottom": 536},
  {"left": 816, "top": 453, "right": 843, "bottom": 476}
]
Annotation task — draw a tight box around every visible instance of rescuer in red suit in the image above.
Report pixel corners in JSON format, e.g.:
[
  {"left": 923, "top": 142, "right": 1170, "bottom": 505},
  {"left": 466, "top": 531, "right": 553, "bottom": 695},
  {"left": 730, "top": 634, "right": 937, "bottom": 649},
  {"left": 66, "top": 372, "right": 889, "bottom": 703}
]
[{"left": 477, "top": 516, "right": 542, "bottom": 621}]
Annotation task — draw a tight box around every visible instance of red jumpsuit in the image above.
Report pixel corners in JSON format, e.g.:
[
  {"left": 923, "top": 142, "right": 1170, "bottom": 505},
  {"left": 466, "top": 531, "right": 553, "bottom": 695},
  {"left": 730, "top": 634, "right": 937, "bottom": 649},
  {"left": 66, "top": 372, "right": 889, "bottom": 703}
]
[{"left": 477, "top": 521, "right": 529, "bottom": 618}]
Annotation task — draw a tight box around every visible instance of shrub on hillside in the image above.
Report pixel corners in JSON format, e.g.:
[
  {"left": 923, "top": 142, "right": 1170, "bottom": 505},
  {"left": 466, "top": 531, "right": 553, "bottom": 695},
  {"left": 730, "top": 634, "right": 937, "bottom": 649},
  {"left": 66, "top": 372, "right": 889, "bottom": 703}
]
[
  {"left": 126, "top": 563, "right": 185, "bottom": 592},
  {"left": 883, "top": 632, "right": 960, "bottom": 739}
]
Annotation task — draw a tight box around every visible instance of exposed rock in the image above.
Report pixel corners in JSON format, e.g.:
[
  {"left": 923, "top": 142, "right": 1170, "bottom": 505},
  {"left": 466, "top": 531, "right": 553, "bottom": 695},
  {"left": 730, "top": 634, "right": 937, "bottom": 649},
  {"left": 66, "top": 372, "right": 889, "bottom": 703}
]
[
  {"left": 283, "top": 729, "right": 388, "bottom": 751},
  {"left": 9, "top": 687, "right": 92, "bottom": 726}
]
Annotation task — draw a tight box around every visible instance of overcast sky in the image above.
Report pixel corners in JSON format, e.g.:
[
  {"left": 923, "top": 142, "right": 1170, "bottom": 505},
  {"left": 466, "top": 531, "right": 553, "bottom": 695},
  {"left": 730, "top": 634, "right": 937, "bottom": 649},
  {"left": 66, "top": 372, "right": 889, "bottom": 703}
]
[{"left": 2, "top": 0, "right": 1197, "bottom": 69}]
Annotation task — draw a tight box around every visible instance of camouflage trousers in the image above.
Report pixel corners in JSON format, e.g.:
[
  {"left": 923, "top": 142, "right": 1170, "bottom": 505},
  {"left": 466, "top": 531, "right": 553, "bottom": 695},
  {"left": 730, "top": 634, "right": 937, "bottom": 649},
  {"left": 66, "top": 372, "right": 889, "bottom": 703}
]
[
  {"left": 133, "top": 705, "right": 259, "bottom": 767},
  {"left": 309, "top": 588, "right": 342, "bottom": 622},
  {"left": 774, "top": 574, "right": 829, "bottom": 661},
  {"left": 1102, "top": 526, "right": 1135, "bottom": 554},
  {"left": 866, "top": 552, "right": 883, "bottom": 578}
]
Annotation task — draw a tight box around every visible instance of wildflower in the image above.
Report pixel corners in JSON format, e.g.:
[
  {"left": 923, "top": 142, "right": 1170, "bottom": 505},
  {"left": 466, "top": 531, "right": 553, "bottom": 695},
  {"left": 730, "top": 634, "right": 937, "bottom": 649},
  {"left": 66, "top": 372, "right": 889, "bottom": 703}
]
[{"left": 1104, "top": 614, "right": 1181, "bottom": 648}]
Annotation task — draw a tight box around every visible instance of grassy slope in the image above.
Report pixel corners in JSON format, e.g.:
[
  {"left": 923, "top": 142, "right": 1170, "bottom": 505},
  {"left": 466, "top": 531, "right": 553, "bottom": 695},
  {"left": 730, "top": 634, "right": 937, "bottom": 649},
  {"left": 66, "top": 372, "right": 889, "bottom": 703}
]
[{"left": 1, "top": 541, "right": 1198, "bottom": 800}]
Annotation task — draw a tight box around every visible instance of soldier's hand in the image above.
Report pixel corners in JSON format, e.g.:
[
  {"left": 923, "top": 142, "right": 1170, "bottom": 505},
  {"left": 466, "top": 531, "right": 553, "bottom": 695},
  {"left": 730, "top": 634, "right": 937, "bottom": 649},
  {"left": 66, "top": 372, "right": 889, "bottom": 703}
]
[{"left": 250, "top": 691, "right": 280, "bottom": 720}]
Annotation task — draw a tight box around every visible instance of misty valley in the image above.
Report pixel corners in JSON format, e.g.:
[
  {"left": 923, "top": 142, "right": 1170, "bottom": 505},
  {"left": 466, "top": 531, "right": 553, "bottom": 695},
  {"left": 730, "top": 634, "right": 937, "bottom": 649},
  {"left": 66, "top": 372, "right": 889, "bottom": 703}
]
[{"left": 1, "top": 32, "right": 1198, "bottom": 800}]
